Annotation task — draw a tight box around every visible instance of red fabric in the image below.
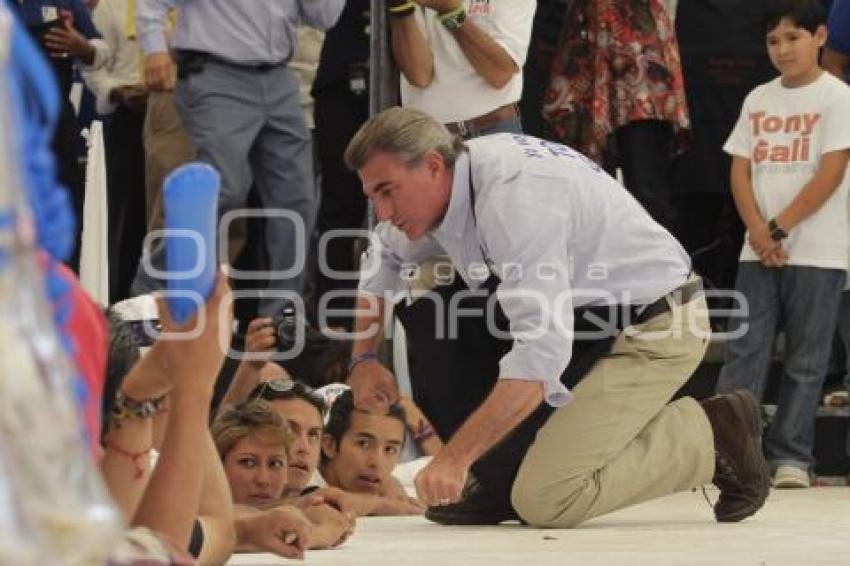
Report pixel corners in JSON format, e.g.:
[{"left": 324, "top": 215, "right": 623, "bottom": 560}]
[
  {"left": 51, "top": 259, "right": 108, "bottom": 452},
  {"left": 542, "top": 0, "right": 690, "bottom": 163}
]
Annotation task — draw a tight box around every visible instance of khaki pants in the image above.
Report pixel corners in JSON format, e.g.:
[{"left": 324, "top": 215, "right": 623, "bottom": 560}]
[
  {"left": 143, "top": 90, "right": 196, "bottom": 234},
  {"left": 511, "top": 292, "right": 715, "bottom": 528}
]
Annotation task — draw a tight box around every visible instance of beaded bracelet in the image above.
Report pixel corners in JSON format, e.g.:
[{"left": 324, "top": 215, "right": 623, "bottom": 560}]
[
  {"left": 413, "top": 423, "right": 436, "bottom": 444},
  {"left": 112, "top": 391, "right": 167, "bottom": 421}
]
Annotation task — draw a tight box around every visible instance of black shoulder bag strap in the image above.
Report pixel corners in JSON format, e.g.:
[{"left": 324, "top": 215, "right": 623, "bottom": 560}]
[{"left": 468, "top": 158, "right": 499, "bottom": 281}]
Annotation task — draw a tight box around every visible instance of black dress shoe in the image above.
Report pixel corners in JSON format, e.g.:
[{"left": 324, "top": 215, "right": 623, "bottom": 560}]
[{"left": 424, "top": 478, "right": 523, "bottom": 525}]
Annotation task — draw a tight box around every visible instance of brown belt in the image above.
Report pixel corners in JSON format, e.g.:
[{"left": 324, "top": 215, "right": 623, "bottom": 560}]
[{"left": 445, "top": 103, "right": 519, "bottom": 137}]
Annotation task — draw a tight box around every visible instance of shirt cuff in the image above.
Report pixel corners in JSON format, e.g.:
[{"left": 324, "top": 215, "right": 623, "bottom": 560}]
[
  {"left": 95, "top": 85, "right": 119, "bottom": 115},
  {"left": 80, "top": 39, "right": 110, "bottom": 72},
  {"left": 85, "top": 73, "right": 123, "bottom": 115},
  {"left": 96, "top": 96, "right": 118, "bottom": 116},
  {"left": 138, "top": 28, "right": 169, "bottom": 55},
  {"left": 357, "top": 246, "right": 404, "bottom": 298},
  {"left": 499, "top": 348, "right": 573, "bottom": 407}
]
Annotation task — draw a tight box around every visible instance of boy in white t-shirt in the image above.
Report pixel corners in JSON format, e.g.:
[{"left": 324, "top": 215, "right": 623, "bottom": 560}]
[{"left": 716, "top": 0, "right": 850, "bottom": 489}]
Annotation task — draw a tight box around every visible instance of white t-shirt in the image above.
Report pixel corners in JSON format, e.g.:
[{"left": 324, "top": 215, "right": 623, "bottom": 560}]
[
  {"left": 724, "top": 73, "right": 850, "bottom": 269},
  {"left": 400, "top": 0, "right": 535, "bottom": 123}
]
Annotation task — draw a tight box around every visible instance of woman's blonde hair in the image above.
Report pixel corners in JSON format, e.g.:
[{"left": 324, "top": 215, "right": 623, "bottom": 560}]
[
  {"left": 211, "top": 400, "right": 292, "bottom": 460},
  {"left": 344, "top": 106, "right": 466, "bottom": 171}
]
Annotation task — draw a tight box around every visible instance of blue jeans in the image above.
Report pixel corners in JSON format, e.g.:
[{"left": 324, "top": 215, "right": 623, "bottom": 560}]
[{"left": 715, "top": 262, "right": 845, "bottom": 472}]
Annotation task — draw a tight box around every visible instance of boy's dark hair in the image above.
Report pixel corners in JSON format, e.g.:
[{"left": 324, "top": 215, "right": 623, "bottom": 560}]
[
  {"left": 763, "top": 0, "right": 826, "bottom": 35},
  {"left": 321, "top": 390, "right": 406, "bottom": 464},
  {"left": 102, "top": 310, "right": 141, "bottom": 440}
]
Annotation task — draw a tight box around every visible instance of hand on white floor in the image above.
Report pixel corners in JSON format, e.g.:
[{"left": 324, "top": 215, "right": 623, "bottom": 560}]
[{"left": 414, "top": 451, "right": 467, "bottom": 507}]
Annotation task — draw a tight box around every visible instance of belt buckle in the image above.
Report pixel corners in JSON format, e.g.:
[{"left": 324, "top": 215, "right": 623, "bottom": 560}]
[{"left": 456, "top": 120, "right": 469, "bottom": 137}]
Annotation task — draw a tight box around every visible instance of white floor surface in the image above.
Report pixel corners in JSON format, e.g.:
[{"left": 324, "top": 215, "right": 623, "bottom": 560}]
[{"left": 228, "top": 486, "right": 850, "bottom": 565}]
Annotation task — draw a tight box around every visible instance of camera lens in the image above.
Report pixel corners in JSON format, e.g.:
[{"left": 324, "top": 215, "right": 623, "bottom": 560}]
[{"left": 276, "top": 306, "right": 298, "bottom": 351}]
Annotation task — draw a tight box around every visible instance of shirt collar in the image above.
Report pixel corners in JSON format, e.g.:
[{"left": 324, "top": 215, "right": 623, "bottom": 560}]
[{"left": 432, "top": 150, "right": 471, "bottom": 241}]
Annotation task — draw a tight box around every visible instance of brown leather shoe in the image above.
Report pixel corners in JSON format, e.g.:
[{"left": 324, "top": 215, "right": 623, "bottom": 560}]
[{"left": 700, "top": 390, "right": 771, "bottom": 522}]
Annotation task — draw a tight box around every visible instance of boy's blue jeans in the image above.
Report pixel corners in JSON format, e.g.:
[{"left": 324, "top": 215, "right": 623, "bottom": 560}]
[{"left": 716, "top": 262, "right": 845, "bottom": 472}]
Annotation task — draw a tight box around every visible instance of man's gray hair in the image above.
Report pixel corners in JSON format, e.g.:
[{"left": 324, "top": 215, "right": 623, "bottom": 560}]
[{"left": 344, "top": 106, "right": 466, "bottom": 171}]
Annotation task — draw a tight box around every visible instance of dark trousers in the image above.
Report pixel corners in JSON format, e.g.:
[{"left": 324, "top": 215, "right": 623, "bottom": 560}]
[
  {"left": 312, "top": 87, "right": 369, "bottom": 329},
  {"left": 54, "top": 99, "right": 85, "bottom": 272},
  {"left": 396, "top": 276, "right": 618, "bottom": 504},
  {"left": 105, "top": 105, "right": 147, "bottom": 303},
  {"left": 674, "top": 192, "right": 745, "bottom": 294},
  {"left": 609, "top": 120, "right": 676, "bottom": 234}
]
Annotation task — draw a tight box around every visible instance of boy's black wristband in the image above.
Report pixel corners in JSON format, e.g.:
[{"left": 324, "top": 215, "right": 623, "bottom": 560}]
[{"left": 768, "top": 218, "right": 788, "bottom": 241}]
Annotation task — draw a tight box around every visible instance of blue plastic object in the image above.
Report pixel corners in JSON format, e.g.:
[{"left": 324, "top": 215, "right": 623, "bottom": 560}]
[
  {"left": 163, "top": 162, "right": 220, "bottom": 324},
  {"left": 6, "top": 2, "right": 75, "bottom": 262}
]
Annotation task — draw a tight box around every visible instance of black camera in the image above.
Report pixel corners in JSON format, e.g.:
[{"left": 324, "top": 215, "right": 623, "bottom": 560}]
[
  {"left": 270, "top": 303, "right": 344, "bottom": 386},
  {"left": 272, "top": 303, "right": 329, "bottom": 355},
  {"left": 273, "top": 303, "right": 301, "bottom": 353}
]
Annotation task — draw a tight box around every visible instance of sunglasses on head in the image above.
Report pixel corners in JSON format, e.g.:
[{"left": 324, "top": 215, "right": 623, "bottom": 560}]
[{"left": 252, "top": 377, "right": 319, "bottom": 403}]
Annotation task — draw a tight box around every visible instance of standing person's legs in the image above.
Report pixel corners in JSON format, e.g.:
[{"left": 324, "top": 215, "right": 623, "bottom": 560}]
[
  {"left": 715, "top": 262, "right": 781, "bottom": 399},
  {"left": 841, "top": 292, "right": 850, "bottom": 478},
  {"left": 250, "top": 66, "right": 315, "bottom": 317},
  {"left": 142, "top": 90, "right": 196, "bottom": 235},
  {"left": 673, "top": 193, "right": 725, "bottom": 265},
  {"left": 836, "top": 291, "right": 850, "bottom": 393},
  {"left": 53, "top": 100, "right": 85, "bottom": 273},
  {"left": 716, "top": 195, "right": 747, "bottom": 292},
  {"left": 131, "top": 91, "right": 196, "bottom": 295},
  {"left": 614, "top": 119, "right": 676, "bottom": 233},
  {"left": 136, "top": 63, "right": 263, "bottom": 294},
  {"left": 767, "top": 266, "right": 845, "bottom": 476},
  {"left": 312, "top": 87, "right": 369, "bottom": 328},
  {"left": 105, "top": 106, "right": 147, "bottom": 303},
  {"left": 511, "top": 294, "right": 714, "bottom": 527}
]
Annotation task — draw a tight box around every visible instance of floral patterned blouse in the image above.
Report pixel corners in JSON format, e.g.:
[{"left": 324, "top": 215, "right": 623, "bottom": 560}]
[{"left": 542, "top": 0, "right": 690, "bottom": 163}]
